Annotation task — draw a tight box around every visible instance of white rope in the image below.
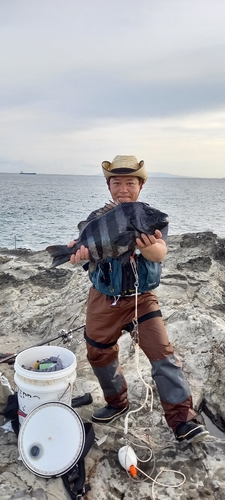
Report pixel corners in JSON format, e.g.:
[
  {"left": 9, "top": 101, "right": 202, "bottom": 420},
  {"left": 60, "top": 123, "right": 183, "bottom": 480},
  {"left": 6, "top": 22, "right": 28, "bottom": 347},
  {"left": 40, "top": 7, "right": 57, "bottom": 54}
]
[
  {"left": 122, "top": 256, "right": 186, "bottom": 498},
  {"left": 124, "top": 343, "right": 153, "bottom": 436},
  {"left": 136, "top": 465, "right": 186, "bottom": 500}
]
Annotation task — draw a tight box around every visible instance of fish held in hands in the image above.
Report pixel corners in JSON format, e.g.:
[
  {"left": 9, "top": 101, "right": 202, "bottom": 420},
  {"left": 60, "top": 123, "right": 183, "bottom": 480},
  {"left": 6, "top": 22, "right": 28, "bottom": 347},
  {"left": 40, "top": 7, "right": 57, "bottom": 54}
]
[{"left": 46, "top": 201, "right": 168, "bottom": 270}]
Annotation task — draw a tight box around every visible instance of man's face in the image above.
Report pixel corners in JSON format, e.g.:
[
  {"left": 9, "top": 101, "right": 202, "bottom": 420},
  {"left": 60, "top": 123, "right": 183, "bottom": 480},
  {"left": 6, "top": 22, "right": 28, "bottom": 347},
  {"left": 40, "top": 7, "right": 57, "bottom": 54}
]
[{"left": 108, "top": 176, "right": 143, "bottom": 202}]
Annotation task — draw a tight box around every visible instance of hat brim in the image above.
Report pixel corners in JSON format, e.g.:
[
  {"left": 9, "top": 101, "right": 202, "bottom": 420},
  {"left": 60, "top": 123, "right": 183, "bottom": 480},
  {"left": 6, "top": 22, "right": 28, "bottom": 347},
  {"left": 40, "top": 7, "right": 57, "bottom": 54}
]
[{"left": 102, "top": 160, "right": 147, "bottom": 183}]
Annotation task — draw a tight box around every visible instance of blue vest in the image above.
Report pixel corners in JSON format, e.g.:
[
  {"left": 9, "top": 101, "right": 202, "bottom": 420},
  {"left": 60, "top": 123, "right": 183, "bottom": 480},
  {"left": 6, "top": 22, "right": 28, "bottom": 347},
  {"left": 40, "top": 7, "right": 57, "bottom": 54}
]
[{"left": 89, "top": 255, "right": 162, "bottom": 296}]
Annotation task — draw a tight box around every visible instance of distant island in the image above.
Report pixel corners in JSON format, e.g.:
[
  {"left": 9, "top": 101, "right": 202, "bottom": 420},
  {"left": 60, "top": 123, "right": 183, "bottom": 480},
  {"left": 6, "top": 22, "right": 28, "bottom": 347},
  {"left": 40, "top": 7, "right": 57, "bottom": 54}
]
[
  {"left": 147, "top": 172, "right": 184, "bottom": 178},
  {"left": 96, "top": 172, "right": 187, "bottom": 178},
  {"left": 20, "top": 171, "right": 36, "bottom": 175}
]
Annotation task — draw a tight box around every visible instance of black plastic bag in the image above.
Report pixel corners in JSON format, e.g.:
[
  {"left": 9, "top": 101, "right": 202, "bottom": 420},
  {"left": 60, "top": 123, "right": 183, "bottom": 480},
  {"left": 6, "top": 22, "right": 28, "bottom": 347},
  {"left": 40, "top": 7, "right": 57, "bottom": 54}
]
[{"left": 0, "top": 393, "right": 19, "bottom": 436}]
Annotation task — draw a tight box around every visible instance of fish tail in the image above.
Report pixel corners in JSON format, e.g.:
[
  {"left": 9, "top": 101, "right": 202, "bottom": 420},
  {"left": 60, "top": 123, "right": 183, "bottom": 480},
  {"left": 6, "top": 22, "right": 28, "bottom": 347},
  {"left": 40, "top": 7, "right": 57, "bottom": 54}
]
[{"left": 46, "top": 244, "right": 72, "bottom": 267}]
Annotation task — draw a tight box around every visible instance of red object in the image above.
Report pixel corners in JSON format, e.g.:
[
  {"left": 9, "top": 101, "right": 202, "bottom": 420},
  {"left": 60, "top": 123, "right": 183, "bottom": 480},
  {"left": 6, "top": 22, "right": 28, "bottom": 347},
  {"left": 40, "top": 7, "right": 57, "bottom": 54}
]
[{"left": 129, "top": 465, "right": 137, "bottom": 477}]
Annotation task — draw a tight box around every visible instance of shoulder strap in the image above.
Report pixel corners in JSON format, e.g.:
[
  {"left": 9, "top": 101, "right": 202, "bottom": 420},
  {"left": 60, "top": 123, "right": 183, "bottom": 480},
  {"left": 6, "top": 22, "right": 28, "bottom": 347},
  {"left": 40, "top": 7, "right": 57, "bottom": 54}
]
[
  {"left": 80, "top": 422, "right": 95, "bottom": 460},
  {"left": 61, "top": 422, "right": 95, "bottom": 500}
]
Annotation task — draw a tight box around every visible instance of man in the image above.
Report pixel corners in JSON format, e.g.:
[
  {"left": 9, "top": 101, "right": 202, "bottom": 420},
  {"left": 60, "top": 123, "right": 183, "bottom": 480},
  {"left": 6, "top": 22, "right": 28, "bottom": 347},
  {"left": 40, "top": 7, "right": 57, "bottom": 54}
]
[{"left": 69, "top": 155, "right": 209, "bottom": 443}]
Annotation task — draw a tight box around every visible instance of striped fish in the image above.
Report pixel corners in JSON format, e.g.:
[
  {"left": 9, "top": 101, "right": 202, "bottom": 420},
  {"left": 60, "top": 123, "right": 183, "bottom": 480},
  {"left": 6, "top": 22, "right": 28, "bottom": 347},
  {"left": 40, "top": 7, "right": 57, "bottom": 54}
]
[{"left": 46, "top": 201, "right": 168, "bottom": 270}]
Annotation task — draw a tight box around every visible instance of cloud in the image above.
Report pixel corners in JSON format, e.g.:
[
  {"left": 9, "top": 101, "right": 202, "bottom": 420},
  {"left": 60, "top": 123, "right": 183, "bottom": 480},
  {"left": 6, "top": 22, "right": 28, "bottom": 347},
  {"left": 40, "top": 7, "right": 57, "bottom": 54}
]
[
  {"left": 0, "top": 0, "right": 225, "bottom": 176},
  {"left": 1, "top": 109, "right": 225, "bottom": 178}
]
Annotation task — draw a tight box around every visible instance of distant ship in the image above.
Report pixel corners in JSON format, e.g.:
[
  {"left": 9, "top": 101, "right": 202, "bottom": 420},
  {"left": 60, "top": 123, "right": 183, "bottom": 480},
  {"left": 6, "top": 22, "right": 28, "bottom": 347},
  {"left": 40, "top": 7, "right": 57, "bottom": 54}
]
[{"left": 20, "top": 171, "right": 36, "bottom": 175}]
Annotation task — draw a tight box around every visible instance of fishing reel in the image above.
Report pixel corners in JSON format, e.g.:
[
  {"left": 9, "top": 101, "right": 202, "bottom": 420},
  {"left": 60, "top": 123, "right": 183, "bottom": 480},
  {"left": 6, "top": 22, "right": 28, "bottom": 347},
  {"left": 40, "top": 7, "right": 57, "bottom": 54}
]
[
  {"left": 0, "top": 325, "right": 85, "bottom": 366},
  {"left": 58, "top": 327, "right": 83, "bottom": 346},
  {"left": 58, "top": 329, "right": 74, "bottom": 344}
]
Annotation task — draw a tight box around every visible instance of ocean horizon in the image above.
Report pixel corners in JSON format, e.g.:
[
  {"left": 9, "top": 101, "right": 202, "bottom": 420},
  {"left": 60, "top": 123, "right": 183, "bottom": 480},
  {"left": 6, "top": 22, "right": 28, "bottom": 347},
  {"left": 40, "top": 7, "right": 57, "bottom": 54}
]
[
  {"left": 0, "top": 171, "right": 224, "bottom": 179},
  {"left": 1, "top": 173, "right": 225, "bottom": 251}
]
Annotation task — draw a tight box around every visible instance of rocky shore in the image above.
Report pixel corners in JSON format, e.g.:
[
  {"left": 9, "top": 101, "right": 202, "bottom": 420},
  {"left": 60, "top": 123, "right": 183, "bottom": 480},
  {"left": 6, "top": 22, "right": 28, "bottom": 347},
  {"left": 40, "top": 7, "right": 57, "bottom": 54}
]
[{"left": 0, "top": 232, "right": 225, "bottom": 500}]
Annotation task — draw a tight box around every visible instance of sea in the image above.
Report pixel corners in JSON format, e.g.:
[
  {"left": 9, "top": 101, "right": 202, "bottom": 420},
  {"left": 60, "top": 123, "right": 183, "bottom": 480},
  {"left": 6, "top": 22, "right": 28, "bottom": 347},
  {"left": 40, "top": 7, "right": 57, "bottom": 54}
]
[{"left": 0, "top": 173, "right": 225, "bottom": 251}]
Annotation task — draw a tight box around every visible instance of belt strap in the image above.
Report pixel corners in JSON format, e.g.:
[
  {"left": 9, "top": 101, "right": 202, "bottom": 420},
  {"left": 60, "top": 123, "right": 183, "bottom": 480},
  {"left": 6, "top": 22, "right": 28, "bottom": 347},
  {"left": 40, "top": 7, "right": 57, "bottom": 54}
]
[
  {"left": 125, "top": 310, "right": 162, "bottom": 332},
  {"left": 84, "top": 331, "right": 117, "bottom": 349},
  {"left": 84, "top": 310, "right": 162, "bottom": 349}
]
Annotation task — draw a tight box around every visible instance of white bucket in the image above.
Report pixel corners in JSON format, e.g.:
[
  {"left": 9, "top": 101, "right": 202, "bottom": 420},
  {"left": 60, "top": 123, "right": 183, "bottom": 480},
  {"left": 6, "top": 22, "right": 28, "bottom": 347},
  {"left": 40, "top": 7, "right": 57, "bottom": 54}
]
[
  {"left": 14, "top": 345, "right": 76, "bottom": 425},
  {"left": 18, "top": 402, "right": 85, "bottom": 477}
]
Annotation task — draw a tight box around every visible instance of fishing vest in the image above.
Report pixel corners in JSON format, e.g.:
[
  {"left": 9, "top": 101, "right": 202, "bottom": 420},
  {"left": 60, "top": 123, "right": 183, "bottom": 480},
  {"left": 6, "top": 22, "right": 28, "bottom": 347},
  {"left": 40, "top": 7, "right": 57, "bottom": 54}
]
[{"left": 88, "top": 254, "right": 162, "bottom": 296}]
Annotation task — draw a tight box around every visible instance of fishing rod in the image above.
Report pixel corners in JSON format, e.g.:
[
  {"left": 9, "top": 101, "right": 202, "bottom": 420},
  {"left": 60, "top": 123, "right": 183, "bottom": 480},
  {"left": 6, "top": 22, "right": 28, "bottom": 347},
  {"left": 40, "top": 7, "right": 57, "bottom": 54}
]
[{"left": 0, "top": 324, "right": 85, "bottom": 365}]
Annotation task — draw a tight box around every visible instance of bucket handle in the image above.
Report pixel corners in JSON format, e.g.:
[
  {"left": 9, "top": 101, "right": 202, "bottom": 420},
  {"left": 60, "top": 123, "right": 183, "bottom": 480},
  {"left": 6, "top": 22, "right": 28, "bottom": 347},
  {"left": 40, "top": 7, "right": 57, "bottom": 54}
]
[{"left": 58, "top": 383, "right": 71, "bottom": 402}]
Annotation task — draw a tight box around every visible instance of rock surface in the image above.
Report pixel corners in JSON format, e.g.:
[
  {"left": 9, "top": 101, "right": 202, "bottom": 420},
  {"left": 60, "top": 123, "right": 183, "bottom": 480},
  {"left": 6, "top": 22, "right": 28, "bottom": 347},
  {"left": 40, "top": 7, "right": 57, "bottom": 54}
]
[{"left": 0, "top": 232, "right": 225, "bottom": 500}]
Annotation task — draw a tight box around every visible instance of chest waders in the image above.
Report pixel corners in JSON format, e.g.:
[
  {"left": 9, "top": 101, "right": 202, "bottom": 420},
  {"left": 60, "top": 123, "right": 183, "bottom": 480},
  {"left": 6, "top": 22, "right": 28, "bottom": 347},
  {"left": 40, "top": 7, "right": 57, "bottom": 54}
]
[{"left": 85, "top": 256, "right": 197, "bottom": 431}]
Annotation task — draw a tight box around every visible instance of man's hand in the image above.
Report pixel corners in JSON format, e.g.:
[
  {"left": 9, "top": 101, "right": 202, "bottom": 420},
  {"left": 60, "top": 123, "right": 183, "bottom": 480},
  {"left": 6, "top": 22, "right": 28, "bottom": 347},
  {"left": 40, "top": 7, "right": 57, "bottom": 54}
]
[
  {"left": 136, "top": 230, "right": 167, "bottom": 262},
  {"left": 67, "top": 241, "right": 90, "bottom": 265},
  {"left": 136, "top": 229, "right": 162, "bottom": 248}
]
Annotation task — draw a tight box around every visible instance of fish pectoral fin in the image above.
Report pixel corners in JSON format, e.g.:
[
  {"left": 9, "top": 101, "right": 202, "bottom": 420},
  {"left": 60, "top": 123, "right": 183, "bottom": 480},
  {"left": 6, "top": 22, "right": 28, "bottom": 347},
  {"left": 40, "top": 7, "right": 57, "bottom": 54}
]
[
  {"left": 129, "top": 216, "right": 142, "bottom": 235},
  {"left": 113, "top": 232, "right": 133, "bottom": 247},
  {"left": 129, "top": 218, "right": 151, "bottom": 239}
]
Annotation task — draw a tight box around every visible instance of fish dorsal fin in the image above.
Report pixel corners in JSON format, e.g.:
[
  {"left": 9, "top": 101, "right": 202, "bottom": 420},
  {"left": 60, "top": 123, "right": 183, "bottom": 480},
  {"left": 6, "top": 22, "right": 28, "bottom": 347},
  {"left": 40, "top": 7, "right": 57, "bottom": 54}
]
[
  {"left": 77, "top": 219, "right": 91, "bottom": 232},
  {"left": 77, "top": 200, "right": 121, "bottom": 233},
  {"left": 90, "top": 200, "right": 121, "bottom": 218}
]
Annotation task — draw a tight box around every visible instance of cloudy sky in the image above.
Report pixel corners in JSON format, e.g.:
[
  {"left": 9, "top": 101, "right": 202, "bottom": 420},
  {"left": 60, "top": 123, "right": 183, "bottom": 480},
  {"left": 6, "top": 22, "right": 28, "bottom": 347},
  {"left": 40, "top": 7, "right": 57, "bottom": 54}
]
[{"left": 0, "top": 0, "right": 225, "bottom": 177}]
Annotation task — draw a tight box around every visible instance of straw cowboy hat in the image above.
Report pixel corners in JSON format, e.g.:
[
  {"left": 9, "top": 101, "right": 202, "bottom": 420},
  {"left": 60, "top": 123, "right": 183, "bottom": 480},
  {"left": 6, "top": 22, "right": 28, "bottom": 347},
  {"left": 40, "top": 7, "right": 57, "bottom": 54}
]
[{"left": 102, "top": 155, "right": 148, "bottom": 183}]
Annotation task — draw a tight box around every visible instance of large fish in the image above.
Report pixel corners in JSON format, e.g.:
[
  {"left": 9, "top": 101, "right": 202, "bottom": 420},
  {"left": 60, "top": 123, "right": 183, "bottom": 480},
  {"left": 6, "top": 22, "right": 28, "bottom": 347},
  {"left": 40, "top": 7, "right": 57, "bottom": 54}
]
[{"left": 46, "top": 201, "right": 168, "bottom": 270}]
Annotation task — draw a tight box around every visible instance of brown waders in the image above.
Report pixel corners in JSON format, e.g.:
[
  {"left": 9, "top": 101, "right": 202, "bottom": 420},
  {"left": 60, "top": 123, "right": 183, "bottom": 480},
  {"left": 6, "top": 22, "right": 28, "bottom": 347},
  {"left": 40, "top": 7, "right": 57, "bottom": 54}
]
[{"left": 85, "top": 287, "right": 196, "bottom": 432}]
